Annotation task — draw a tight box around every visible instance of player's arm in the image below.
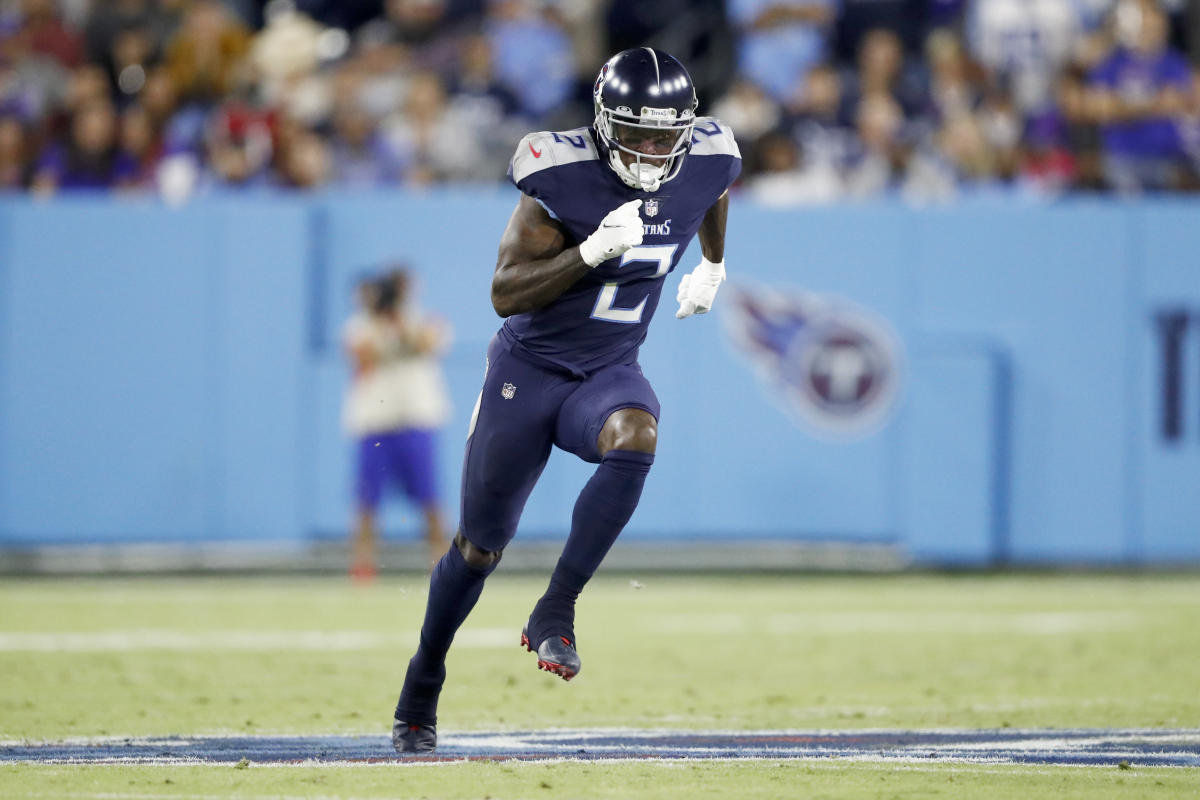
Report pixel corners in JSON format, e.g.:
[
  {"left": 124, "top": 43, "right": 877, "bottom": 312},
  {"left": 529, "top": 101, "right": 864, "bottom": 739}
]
[
  {"left": 676, "top": 190, "right": 730, "bottom": 319},
  {"left": 698, "top": 190, "right": 729, "bottom": 262},
  {"left": 492, "top": 194, "right": 643, "bottom": 318},
  {"left": 492, "top": 194, "right": 588, "bottom": 318}
]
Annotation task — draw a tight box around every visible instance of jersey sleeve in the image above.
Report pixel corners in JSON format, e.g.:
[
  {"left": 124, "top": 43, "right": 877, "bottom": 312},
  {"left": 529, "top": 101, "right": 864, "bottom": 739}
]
[
  {"left": 508, "top": 130, "right": 570, "bottom": 225},
  {"left": 690, "top": 117, "right": 743, "bottom": 191},
  {"left": 507, "top": 128, "right": 601, "bottom": 220}
]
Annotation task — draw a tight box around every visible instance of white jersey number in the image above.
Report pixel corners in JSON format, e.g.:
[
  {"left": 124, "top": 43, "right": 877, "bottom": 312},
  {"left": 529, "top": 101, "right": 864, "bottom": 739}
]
[{"left": 590, "top": 244, "right": 678, "bottom": 324}]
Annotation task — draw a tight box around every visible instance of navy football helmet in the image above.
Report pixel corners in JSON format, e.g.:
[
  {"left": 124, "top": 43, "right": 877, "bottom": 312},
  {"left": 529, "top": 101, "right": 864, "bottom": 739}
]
[{"left": 593, "top": 48, "right": 698, "bottom": 192}]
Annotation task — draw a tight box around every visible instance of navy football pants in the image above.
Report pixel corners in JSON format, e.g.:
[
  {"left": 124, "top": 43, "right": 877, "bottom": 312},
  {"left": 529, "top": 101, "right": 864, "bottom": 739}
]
[{"left": 459, "top": 334, "right": 660, "bottom": 552}]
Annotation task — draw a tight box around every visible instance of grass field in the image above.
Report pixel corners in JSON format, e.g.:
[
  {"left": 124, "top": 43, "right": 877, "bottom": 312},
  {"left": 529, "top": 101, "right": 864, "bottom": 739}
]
[{"left": 2, "top": 571, "right": 1198, "bottom": 798}]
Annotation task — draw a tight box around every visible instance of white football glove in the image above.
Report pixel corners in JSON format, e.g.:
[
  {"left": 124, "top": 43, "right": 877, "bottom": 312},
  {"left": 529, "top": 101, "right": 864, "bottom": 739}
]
[
  {"left": 579, "top": 199, "right": 644, "bottom": 267},
  {"left": 675, "top": 257, "right": 726, "bottom": 318}
]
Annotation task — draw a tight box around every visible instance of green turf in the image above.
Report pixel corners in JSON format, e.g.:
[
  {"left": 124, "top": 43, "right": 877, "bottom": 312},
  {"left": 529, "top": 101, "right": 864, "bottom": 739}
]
[
  {"left": 2, "top": 760, "right": 1196, "bottom": 800},
  {"left": 2, "top": 572, "right": 1198, "bottom": 798}
]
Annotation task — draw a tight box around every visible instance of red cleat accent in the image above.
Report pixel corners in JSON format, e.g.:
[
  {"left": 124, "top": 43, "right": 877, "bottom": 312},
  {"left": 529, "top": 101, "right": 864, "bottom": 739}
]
[
  {"left": 521, "top": 624, "right": 580, "bottom": 680},
  {"left": 537, "top": 660, "right": 577, "bottom": 681}
]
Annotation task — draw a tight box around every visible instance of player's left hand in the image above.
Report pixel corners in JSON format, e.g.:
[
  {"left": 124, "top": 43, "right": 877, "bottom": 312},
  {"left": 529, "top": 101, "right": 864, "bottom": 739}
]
[{"left": 675, "top": 258, "right": 726, "bottom": 319}]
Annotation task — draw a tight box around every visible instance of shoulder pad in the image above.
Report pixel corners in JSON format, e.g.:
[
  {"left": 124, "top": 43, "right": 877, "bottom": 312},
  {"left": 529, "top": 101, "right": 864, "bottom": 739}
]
[
  {"left": 509, "top": 128, "right": 599, "bottom": 186},
  {"left": 689, "top": 117, "right": 741, "bottom": 159}
]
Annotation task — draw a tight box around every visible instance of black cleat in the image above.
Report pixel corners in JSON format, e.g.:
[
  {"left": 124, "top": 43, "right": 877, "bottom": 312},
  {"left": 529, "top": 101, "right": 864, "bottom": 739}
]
[
  {"left": 392, "top": 719, "right": 436, "bottom": 754},
  {"left": 521, "top": 625, "right": 581, "bottom": 681}
]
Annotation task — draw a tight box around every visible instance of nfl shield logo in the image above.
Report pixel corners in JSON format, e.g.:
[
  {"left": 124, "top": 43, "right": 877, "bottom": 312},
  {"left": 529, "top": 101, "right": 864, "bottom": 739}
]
[
  {"left": 501, "top": 382, "right": 517, "bottom": 399},
  {"left": 644, "top": 199, "right": 659, "bottom": 217}
]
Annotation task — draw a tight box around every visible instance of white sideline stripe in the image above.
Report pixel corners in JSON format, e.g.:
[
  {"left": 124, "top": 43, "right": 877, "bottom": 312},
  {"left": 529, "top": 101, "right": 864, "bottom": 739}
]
[
  {"left": 0, "top": 628, "right": 513, "bottom": 652},
  {"left": 0, "top": 610, "right": 1141, "bottom": 653},
  {"left": 643, "top": 610, "right": 1143, "bottom": 635}
]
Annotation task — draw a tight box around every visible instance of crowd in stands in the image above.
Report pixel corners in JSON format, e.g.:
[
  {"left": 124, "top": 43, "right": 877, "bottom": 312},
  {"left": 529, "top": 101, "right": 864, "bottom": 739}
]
[{"left": 2, "top": 0, "right": 1199, "bottom": 201}]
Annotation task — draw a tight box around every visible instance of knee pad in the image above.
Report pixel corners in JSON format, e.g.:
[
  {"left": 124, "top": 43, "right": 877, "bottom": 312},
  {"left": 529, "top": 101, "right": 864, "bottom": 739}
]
[{"left": 455, "top": 531, "right": 503, "bottom": 572}]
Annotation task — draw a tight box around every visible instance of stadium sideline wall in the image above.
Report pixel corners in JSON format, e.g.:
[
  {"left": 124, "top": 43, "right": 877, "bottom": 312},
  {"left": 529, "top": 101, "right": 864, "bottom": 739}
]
[{"left": 0, "top": 192, "right": 1196, "bottom": 566}]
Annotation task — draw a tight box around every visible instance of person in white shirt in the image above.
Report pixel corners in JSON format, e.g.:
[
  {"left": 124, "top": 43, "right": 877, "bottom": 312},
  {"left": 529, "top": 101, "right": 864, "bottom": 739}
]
[{"left": 343, "top": 268, "right": 451, "bottom": 580}]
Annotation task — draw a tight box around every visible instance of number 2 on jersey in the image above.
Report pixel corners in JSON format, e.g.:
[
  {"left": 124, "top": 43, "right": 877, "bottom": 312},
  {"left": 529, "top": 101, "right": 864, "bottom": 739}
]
[{"left": 590, "top": 244, "right": 678, "bottom": 324}]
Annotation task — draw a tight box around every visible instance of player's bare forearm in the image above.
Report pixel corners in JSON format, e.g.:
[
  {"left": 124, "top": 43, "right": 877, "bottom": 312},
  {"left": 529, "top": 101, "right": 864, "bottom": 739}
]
[
  {"left": 698, "top": 191, "right": 729, "bottom": 263},
  {"left": 492, "top": 195, "right": 592, "bottom": 317}
]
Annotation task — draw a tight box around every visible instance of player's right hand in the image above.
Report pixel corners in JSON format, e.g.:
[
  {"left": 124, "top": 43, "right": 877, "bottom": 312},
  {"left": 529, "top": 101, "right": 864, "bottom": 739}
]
[{"left": 579, "top": 199, "right": 644, "bottom": 267}]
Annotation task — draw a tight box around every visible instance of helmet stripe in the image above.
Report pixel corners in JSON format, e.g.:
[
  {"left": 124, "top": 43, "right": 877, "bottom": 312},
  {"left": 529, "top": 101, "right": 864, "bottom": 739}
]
[{"left": 643, "top": 47, "right": 660, "bottom": 85}]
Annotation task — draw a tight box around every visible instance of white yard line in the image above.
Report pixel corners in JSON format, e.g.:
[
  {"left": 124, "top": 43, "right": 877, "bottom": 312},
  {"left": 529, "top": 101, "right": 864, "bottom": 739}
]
[
  {"left": 0, "top": 628, "right": 512, "bottom": 652},
  {"left": 643, "top": 610, "right": 1145, "bottom": 635},
  {"left": 0, "top": 610, "right": 1147, "bottom": 653}
]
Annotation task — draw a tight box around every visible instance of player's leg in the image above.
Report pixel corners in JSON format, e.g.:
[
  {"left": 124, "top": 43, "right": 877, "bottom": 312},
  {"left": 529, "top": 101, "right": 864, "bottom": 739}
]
[
  {"left": 351, "top": 433, "right": 390, "bottom": 582},
  {"left": 394, "top": 340, "right": 572, "bottom": 750},
  {"left": 390, "top": 427, "right": 449, "bottom": 568},
  {"left": 522, "top": 365, "right": 659, "bottom": 679}
]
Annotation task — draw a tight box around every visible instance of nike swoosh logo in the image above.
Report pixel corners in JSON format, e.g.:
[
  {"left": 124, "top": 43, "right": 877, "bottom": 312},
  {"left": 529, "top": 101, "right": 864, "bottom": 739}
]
[{"left": 528, "top": 142, "right": 542, "bottom": 158}]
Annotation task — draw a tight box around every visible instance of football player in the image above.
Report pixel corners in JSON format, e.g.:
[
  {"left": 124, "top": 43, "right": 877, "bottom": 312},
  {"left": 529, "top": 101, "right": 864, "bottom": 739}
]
[{"left": 393, "top": 47, "right": 741, "bottom": 754}]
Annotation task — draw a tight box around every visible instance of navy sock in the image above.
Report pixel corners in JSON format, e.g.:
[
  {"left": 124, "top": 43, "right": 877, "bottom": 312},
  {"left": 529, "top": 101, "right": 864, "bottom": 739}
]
[
  {"left": 395, "top": 542, "right": 497, "bottom": 725},
  {"left": 528, "top": 449, "right": 654, "bottom": 645}
]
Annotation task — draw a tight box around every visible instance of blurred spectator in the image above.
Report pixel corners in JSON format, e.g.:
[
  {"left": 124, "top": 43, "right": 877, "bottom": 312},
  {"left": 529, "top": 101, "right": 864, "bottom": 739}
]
[
  {"left": 447, "top": 32, "right": 525, "bottom": 170},
  {"left": 935, "top": 109, "right": 999, "bottom": 187},
  {"left": 727, "top": 0, "right": 839, "bottom": 105},
  {"left": 746, "top": 126, "right": 843, "bottom": 204},
  {"left": 835, "top": 0, "right": 926, "bottom": 63},
  {"left": 382, "top": 69, "right": 491, "bottom": 183},
  {"left": 357, "top": 0, "right": 478, "bottom": 76},
  {"left": 1178, "top": 64, "right": 1200, "bottom": 188},
  {"left": 31, "top": 96, "right": 136, "bottom": 192},
  {"left": 106, "top": 20, "right": 157, "bottom": 102},
  {"left": 163, "top": 0, "right": 250, "bottom": 106},
  {"left": 117, "top": 101, "right": 160, "bottom": 186},
  {"left": 967, "top": 0, "right": 1088, "bottom": 115},
  {"left": 1085, "top": 0, "right": 1192, "bottom": 192},
  {"left": 274, "top": 115, "right": 330, "bottom": 188},
  {"left": 249, "top": 9, "right": 338, "bottom": 128},
  {"left": 923, "top": 28, "right": 985, "bottom": 121},
  {"left": 604, "top": 0, "right": 735, "bottom": 109},
  {"left": 787, "top": 62, "right": 856, "bottom": 172},
  {"left": 139, "top": 63, "right": 178, "bottom": 129},
  {"left": 843, "top": 89, "right": 908, "bottom": 196},
  {"left": 327, "top": 86, "right": 405, "bottom": 186},
  {"left": 1018, "top": 111, "right": 1079, "bottom": 194},
  {"left": 63, "top": 61, "right": 111, "bottom": 110},
  {"left": 342, "top": 267, "right": 452, "bottom": 580},
  {"left": 83, "top": 0, "right": 174, "bottom": 86},
  {"left": 13, "top": 0, "right": 84, "bottom": 69},
  {"left": 977, "top": 79, "right": 1021, "bottom": 180},
  {"left": 1048, "top": 64, "right": 1106, "bottom": 190},
  {"left": 2, "top": 4, "right": 78, "bottom": 123},
  {"left": 843, "top": 28, "right": 928, "bottom": 116},
  {"left": 202, "top": 100, "right": 274, "bottom": 187},
  {"left": 485, "top": 0, "right": 574, "bottom": 123},
  {"left": 449, "top": 32, "right": 519, "bottom": 122},
  {"left": 0, "top": 111, "right": 32, "bottom": 189},
  {"left": 712, "top": 77, "right": 784, "bottom": 148}
]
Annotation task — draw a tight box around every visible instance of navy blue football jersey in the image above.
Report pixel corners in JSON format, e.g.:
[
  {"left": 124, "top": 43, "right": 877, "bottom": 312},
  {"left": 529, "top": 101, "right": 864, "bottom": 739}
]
[{"left": 502, "top": 120, "right": 741, "bottom": 376}]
